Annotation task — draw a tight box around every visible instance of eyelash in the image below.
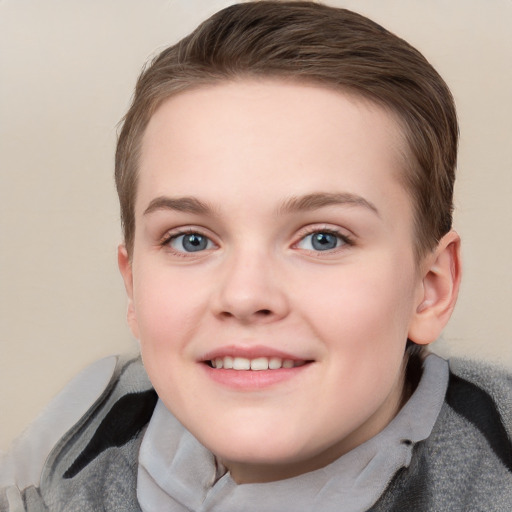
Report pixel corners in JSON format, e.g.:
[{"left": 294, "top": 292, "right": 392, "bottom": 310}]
[
  {"left": 294, "top": 226, "right": 354, "bottom": 252},
  {"left": 159, "top": 225, "right": 354, "bottom": 256},
  {"left": 160, "top": 228, "right": 216, "bottom": 256}
]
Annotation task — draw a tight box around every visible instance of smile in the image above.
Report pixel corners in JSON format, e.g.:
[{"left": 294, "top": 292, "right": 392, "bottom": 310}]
[{"left": 208, "top": 356, "right": 307, "bottom": 370}]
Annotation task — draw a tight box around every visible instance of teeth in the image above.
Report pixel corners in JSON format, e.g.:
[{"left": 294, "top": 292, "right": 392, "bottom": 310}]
[
  {"left": 233, "top": 357, "right": 251, "bottom": 370},
  {"left": 210, "top": 356, "right": 303, "bottom": 370},
  {"left": 269, "top": 357, "right": 282, "bottom": 369},
  {"left": 250, "top": 357, "right": 268, "bottom": 371}
]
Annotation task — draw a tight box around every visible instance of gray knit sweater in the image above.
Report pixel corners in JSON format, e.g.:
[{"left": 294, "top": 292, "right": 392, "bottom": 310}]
[{"left": 1, "top": 355, "right": 511, "bottom": 511}]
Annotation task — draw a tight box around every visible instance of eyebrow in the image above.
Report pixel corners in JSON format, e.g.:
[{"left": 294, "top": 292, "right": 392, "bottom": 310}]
[
  {"left": 278, "top": 192, "right": 380, "bottom": 217},
  {"left": 143, "top": 196, "right": 214, "bottom": 216},
  {"left": 143, "top": 192, "right": 379, "bottom": 218}
]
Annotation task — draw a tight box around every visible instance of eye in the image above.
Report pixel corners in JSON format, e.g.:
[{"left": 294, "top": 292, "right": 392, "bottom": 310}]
[
  {"left": 169, "top": 232, "right": 215, "bottom": 253},
  {"left": 296, "top": 230, "right": 348, "bottom": 252}
]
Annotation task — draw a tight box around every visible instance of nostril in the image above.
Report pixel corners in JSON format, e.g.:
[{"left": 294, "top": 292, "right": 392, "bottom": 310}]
[{"left": 219, "top": 309, "right": 273, "bottom": 321}]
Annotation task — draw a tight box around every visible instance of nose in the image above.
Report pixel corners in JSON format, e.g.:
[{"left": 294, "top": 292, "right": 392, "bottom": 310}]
[{"left": 212, "top": 248, "right": 289, "bottom": 324}]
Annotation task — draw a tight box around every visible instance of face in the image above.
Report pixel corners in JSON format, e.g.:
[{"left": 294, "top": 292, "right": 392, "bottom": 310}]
[{"left": 120, "top": 80, "right": 427, "bottom": 483}]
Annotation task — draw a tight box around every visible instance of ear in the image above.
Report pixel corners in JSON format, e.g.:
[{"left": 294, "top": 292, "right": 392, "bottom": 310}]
[
  {"left": 408, "top": 230, "right": 462, "bottom": 345},
  {"left": 117, "top": 244, "right": 140, "bottom": 340}
]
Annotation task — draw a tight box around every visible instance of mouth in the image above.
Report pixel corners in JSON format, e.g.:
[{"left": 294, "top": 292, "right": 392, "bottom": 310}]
[
  {"left": 206, "top": 356, "right": 308, "bottom": 370},
  {"left": 199, "top": 347, "right": 314, "bottom": 389}
]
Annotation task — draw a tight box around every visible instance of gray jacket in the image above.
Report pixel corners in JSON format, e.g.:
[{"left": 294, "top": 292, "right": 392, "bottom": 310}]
[{"left": 1, "top": 355, "right": 511, "bottom": 511}]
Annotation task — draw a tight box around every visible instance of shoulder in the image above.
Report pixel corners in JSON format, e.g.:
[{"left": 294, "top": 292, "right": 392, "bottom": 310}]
[
  {"left": 447, "top": 357, "right": 512, "bottom": 440},
  {"left": 427, "top": 358, "right": 512, "bottom": 510},
  {"left": 448, "top": 356, "right": 512, "bottom": 390},
  {"left": 0, "top": 354, "right": 155, "bottom": 512},
  {"left": 1, "top": 356, "right": 119, "bottom": 489},
  {"left": 372, "top": 357, "right": 512, "bottom": 511}
]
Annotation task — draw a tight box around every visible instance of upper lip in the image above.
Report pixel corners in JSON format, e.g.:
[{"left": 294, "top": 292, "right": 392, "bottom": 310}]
[{"left": 199, "top": 345, "right": 311, "bottom": 362}]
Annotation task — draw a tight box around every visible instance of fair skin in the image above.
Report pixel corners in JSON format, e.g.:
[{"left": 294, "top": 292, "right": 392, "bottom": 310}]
[{"left": 119, "top": 79, "right": 460, "bottom": 484}]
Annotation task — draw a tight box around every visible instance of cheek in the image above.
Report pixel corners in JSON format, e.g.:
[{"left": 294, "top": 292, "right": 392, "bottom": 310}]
[
  {"left": 302, "top": 262, "right": 415, "bottom": 342},
  {"left": 131, "top": 267, "right": 206, "bottom": 413},
  {"left": 308, "top": 263, "right": 414, "bottom": 410},
  {"left": 296, "top": 259, "right": 418, "bottom": 401},
  {"left": 132, "top": 265, "right": 207, "bottom": 352}
]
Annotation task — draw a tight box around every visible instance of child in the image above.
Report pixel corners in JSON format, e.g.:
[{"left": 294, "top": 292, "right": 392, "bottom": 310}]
[{"left": 1, "top": 2, "right": 511, "bottom": 510}]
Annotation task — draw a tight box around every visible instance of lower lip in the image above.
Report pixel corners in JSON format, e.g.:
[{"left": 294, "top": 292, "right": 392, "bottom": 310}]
[{"left": 201, "top": 364, "right": 311, "bottom": 390}]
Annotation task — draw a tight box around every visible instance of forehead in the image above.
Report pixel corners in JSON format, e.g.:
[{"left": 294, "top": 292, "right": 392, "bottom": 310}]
[{"left": 137, "top": 79, "right": 411, "bottom": 221}]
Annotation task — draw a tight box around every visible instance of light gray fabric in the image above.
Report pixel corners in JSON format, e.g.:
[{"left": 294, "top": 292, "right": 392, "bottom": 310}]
[
  {"left": 0, "top": 354, "right": 152, "bottom": 512},
  {"left": 2, "top": 353, "right": 512, "bottom": 511},
  {"left": 137, "top": 355, "right": 449, "bottom": 512},
  {"left": 0, "top": 357, "right": 117, "bottom": 489}
]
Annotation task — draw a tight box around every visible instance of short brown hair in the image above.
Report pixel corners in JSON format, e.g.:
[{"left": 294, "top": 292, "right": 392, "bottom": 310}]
[{"left": 115, "top": 1, "right": 458, "bottom": 259}]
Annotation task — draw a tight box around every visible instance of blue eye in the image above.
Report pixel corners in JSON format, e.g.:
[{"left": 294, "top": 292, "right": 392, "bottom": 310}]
[
  {"left": 170, "top": 233, "right": 213, "bottom": 252},
  {"left": 297, "top": 231, "right": 345, "bottom": 251}
]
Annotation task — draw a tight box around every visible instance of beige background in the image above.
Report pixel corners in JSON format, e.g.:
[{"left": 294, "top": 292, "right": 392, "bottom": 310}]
[{"left": 1, "top": 0, "right": 511, "bottom": 452}]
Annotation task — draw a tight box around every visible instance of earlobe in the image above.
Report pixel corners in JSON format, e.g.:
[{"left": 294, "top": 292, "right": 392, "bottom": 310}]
[
  {"left": 117, "top": 244, "right": 140, "bottom": 340},
  {"left": 408, "top": 231, "right": 462, "bottom": 345}
]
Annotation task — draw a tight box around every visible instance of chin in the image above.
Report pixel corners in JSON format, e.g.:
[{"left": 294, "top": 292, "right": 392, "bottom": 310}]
[{"left": 200, "top": 426, "right": 315, "bottom": 466}]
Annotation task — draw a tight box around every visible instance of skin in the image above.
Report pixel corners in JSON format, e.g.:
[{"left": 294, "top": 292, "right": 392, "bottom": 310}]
[{"left": 119, "top": 79, "right": 460, "bottom": 484}]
